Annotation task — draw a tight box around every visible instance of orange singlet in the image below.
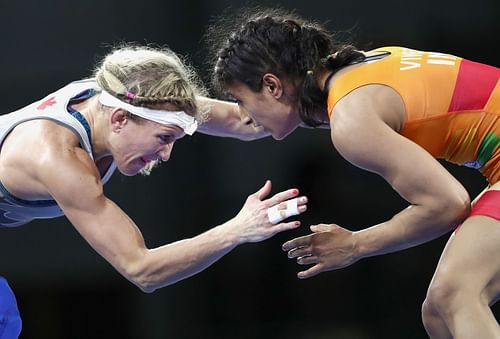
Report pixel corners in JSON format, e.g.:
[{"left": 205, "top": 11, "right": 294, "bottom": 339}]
[{"left": 327, "top": 46, "right": 500, "bottom": 183}]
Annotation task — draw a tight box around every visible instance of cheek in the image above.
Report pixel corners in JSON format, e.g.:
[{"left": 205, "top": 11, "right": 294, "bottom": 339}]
[
  {"left": 254, "top": 102, "right": 281, "bottom": 121},
  {"left": 114, "top": 136, "right": 149, "bottom": 158}
]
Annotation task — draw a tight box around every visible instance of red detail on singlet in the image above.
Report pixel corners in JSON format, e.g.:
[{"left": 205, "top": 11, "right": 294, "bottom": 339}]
[
  {"left": 448, "top": 60, "right": 500, "bottom": 113},
  {"left": 37, "top": 96, "right": 57, "bottom": 110},
  {"left": 455, "top": 190, "right": 500, "bottom": 233},
  {"left": 469, "top": 190, "right": 500, "bottom": 219}
]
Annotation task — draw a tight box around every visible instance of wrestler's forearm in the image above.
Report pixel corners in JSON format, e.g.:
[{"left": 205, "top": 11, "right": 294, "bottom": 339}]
[
  {"left": 354, "top": 202, "right": 469, "bottom": 259},
  {"left": 196, "top": 97, "right": 270, "bottom": 140},
  {"left": 133, "top": 220, "right": 240, "bottom": 292}
]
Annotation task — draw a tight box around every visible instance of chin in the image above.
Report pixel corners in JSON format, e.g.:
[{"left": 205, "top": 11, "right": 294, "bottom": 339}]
[
  {"left": 272, "top": 134, "right": 286, "bottom": 141},
  {"left": 117, "top": 168, "right": 138, "bottom": 177},
  {"left": 272, "top": 127, "right": 295, "bottom": 140},
  {"left": 117, "top": 163, "right": 142, "bottom": 176}
]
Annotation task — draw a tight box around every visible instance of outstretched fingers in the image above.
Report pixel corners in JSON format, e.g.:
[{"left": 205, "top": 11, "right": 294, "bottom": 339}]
[
  {"left": 282, "top": 234, "right": 312, "bottom": 252},
  {"left": 266, "top": 187, "right": 301, "bottom": 207},
  {"left": 297, "top": 265, "right": 324, "bottom": 279},
  {"left": 287, "top": 245, "right": 311, "bottom": 259},
  {"left": 251, "top": 182, "right": 308, "bottom": 226},
  {"left": 282, "top": 234, "right": 322, "bottom": 279},
  {"left": 269, "top": 220, "right": 302, "bottom": 236},
  {"left": 267, "top": 197, "right": 308, "bottom": 224},
  {"left": 234, "top": 182, "right": 309, "bottom": 244},
  {"left": 296, "top": 255, "right": 317, "bottom": 266}
]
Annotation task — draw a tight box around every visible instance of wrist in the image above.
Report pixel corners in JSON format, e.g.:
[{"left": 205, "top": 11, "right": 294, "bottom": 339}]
[
  {"left": 215, "top": 220, "right": 243, "bottom": 248},
  {"left": 352, "top": 230, "right": 369, "bottom": 260}
]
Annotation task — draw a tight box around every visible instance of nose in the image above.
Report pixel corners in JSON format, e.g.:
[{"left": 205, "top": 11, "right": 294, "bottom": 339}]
[
  {"left": 239, "top": 106, "right": 253, "bottom": 125},
  {"left": 158, "top": 142, "right": 174, "bottom": 161}
]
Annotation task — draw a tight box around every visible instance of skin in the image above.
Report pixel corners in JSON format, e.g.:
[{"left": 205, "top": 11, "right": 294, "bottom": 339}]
[
  {"left": 202, "top": 60, "right": 500, "bottom": 337},
  {"left": 0, "top": 93, "right": 308, "bottom": 292},
  {"left": 223, "top": 74, "right": 303, "bottom": 140},
  {"left": 196, "top": 97, "right": 271, "bottom": 140}
]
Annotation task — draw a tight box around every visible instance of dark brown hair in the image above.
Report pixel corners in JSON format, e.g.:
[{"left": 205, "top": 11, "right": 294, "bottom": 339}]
[{"left": 208, "top": 7, "right": 365, "bottom": 126}]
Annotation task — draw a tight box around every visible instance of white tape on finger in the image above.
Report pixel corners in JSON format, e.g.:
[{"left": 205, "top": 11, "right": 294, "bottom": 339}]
[{"left": 267, "top": 198, "right": 300, "bottom": 224}]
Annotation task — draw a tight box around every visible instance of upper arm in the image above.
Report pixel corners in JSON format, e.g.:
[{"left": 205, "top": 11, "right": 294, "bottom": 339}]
[
  {"left": 37, "top": 146, "right": 147, "bottom": 278},
  {"left": 330, "top": 85, "right": 470, "bottom": 213},
  {"left": 197, "top": 97, "right": 270, "bottom": 140}
]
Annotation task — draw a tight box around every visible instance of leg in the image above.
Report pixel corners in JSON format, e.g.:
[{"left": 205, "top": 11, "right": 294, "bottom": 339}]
[
  {"left": 422, "top": 186, "right": 492, "bottom": 338},
  {"left": 0, "top": 277, "right": 22, "bottom": 339},
  {"left": 422, "top": 212, "right": 500, "bottom": 338},
  {"left": 422, "top": 297, "right": 452, "bottom": 339}
]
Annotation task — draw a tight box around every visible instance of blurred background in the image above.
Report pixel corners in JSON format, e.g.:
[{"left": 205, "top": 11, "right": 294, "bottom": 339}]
[{"left": 0, "top": 0, "right": 498, "bottom": 338}]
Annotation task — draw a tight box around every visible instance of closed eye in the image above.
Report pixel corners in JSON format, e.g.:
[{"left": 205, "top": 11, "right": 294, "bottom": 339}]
[
  {"left": 159, "top": 134, "right": 173, "bottom": 143},
  {"left": 228, "top": 95, "right": 241, "bottom": 105}
]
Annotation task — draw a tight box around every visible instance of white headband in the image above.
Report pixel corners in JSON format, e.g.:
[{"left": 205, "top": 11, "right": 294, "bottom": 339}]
[{"left": 98, "top": 90, "right": 198, "bottom": 135}]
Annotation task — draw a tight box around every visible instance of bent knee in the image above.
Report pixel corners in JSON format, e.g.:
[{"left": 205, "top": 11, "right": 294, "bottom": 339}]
[
  {"left": 424, "top": 278, "right": 463, "bottom": 314},
  {"left": 424, "top": 274, "right": 488, "bottom": 319},
  {"left": 422, "top": 297, "right": 437, "bottom": 321}
]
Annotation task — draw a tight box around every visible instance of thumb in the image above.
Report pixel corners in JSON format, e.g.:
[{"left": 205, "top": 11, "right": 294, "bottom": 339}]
[
  {"left": 310, "top": 224, "right": 333, "bottom": 233},
  {"left": 256, "top": 180, "right": 272, "bottom": 200}
]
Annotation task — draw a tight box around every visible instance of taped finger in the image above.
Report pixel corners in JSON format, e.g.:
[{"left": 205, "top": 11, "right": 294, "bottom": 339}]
[{"left": 267, "top": 198, "right": 300, "bottom": 224}]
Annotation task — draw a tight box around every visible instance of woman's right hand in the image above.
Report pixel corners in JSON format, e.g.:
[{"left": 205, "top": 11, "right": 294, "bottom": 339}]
[{"left": 227, "top": 180, "right": 308, "bottom": 244}]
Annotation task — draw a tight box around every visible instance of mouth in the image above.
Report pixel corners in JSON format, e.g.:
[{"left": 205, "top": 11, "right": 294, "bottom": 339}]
[{"left": 140, "top": 157, "right": 156, "bottom": 164}]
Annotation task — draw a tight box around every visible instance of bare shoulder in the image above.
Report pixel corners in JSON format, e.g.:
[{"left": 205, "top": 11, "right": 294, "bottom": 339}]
[
  {"left": 329, "top": 84, "right": 407, "bottom": 174},
  {"left": 37, "top": 120, "right": 103, "bottom": 201},
  {"left": 0, "top": 119, "right": 100, "bottom": 201},
  {"left": 329, "top": 82, "right": 469, "bottom": 214}
]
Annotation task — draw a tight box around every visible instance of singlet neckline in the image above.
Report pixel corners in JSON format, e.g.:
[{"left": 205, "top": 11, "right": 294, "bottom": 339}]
[
  {"left": 323, "top": 51, "right": 391, "bottom": 94},
  {"left": 67, "top": 88, "right": 95, "bottom": 146}
]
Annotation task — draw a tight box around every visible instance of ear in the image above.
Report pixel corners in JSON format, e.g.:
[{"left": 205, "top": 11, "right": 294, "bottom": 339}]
[
  {"left": 110, "top": 108, "right": 129, "bottom": 133},
  {"left": 262, "top": 73, "right": 283, "bottom": 99}
]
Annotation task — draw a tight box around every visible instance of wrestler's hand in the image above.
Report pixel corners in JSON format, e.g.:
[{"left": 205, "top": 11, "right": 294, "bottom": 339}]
[
  {"left": 229, "top": 180, "right": 308, "bottom": 244},
  {"left": 282, "top": 224, "right": 360, "bottom": 279}
]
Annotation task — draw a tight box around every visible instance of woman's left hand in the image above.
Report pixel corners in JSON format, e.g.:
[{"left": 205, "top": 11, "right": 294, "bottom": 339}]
[{"left": 282, "top": 223, "right": 360, "bottom": 279}]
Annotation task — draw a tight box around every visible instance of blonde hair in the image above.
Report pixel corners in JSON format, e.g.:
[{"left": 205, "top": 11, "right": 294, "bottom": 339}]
[
  {"left": 93, "top": 45, "right": 207, "bottom": 175},
  {"left": 93, "top": 44, "right": 207, "bottom": 121}
]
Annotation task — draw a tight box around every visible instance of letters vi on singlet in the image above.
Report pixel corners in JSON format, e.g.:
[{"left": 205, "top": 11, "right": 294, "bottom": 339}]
[{"left": 400, "top": 48, "right": 457, "bottom": 71}]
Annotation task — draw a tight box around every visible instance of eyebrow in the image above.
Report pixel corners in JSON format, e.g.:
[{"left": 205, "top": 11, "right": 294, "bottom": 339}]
[{"left": 160, "top": 126, "right": 183, "bottom": 135}]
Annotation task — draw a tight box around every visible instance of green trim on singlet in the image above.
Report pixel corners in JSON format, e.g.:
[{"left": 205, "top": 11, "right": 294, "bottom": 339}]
[{"left": 477, "top": 132, "right": 500, "bottom": 165}]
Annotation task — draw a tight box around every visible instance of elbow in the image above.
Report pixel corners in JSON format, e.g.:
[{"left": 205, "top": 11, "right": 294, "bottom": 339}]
[
  {"left": 450, "top": 189, "right": 471, "bottom": 224},
  {"left": 130, "top": 272, "right": 158, "bottom": 294},
  {"left": 438, "top": 190, "right": 471, "bottom": 230},
  {"left": 122, "top": 259, "right": 159, "bottom": 294},
  {"left": 135, "top": 281, "right": 157, "bottom": 294}
]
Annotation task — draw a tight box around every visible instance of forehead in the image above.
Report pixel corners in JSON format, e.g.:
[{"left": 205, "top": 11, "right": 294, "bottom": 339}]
[{"left": 139, "top": 118, "right": 185, "bottom": 136}]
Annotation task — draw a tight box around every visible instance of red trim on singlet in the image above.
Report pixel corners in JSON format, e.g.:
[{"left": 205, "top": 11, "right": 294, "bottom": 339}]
[
  {"left": 469, "top": 190, "right": 500, "bottom": 219},
  {"left": 454, "top": 190, "right": 500, "bottom": 233},
  {"left": 448, "top": 59, "right": 500, "bottom": 113}
]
